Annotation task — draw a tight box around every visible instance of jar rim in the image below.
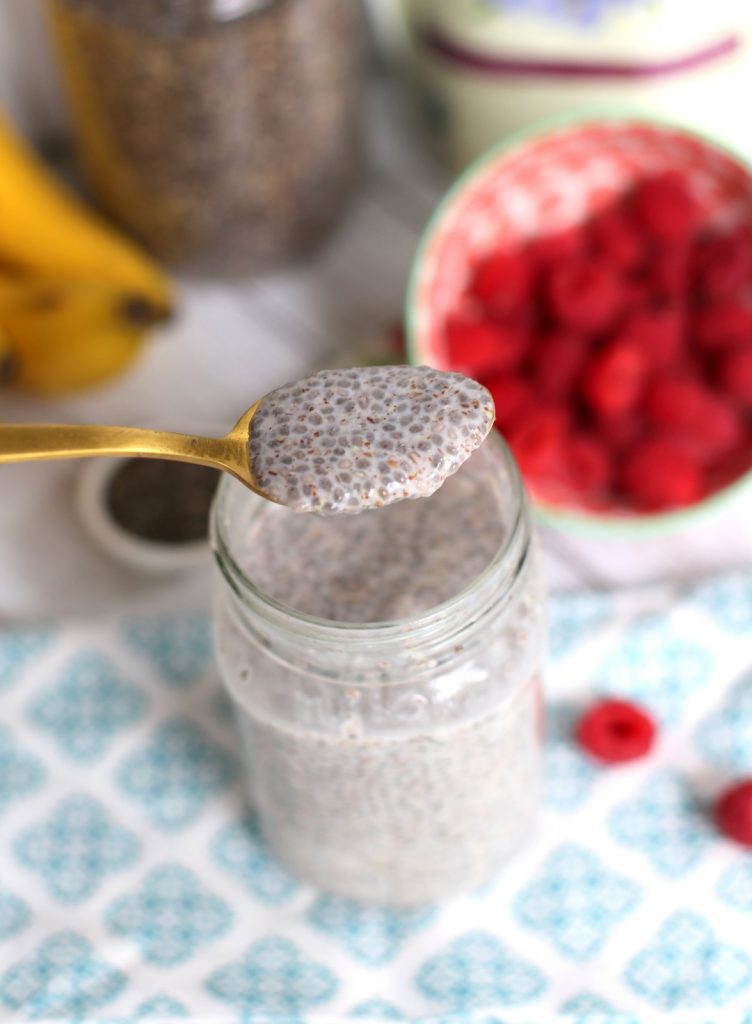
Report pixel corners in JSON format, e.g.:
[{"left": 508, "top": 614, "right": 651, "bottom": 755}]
[{"left": 210, "top": 431, "right": 528, "bottom": 645}]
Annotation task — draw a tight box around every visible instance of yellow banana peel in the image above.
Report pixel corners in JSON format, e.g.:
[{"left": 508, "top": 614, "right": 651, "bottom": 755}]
[
  {"left": 0, "top": 109, "right": 173, "bottom": 313},
  {"left": 0, "top": 325, "right": 14, "bottom": 386},
  {"left": 0, "top": 276, "right": 168, "bottom": 395}
]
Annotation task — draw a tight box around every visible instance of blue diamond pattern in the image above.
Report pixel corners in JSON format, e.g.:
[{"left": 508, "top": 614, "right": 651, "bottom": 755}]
[
  {"left": 608, "top": 772, "right": 713, "bottom": 877},
  {"left": 349, "top": 997, "right": 405, "bottom": 1018},
  {"left": 212, "top": 813, "right": 300, "bottom": 905},
  {"left": 624, "top": 910, "right": 752, "bottom": 1009},
  {"left": 0, "top": 725, "right": 45, "bottom": 814},
  {"left": 133, "top": 994, "right": 189, "bottom": 1018},
  {"left": 695, "top": 671, "right": 752, "bottom": 774},
  {"left": 549, "top": 591, "right": 612, "bottom": 659},
  {"left": 205, "top": 936, "right": 337, "bottom": 1014},
  {"left": 544, "top": 702, "right": 598, "bottom": 812},
  {"left": 0, "top": 628, "right": 52, "bottom": 692},
  {"left": 686, "top": 572, "right": 752, "bottom": 634},
  {"left": 122, "top": 614, "right": 212, "bottom": 688},
  {"left": 116, "top": 716, "right": 237, "bottom": 829},
  {"left": 717, "top": 860, "right": 752, "bottom": 913},
  {"left": 596, "top": 617, "right": 712, "bottom": 723},
  {"left": 14, "top": 794, "right": 140, "bottom": 903},
  {"left": 513, "top": 844, "right": 639, "bottom": 960},
  {"left": 105, "top": 863, "right": 232, "bottom": 966},
  {"left": 0, "top": 931, "right": 126, "bottom": 1020},
  {"left": 307, "top": 894, "right": 435, "bottom": 966},
  {"left": 559, "top": 991, "right": 615, "bottom": 1016},
  {"left": 415, "top": 931, "right": 545, "bottom": 1009},
  {"left": 27, "top": 651, "right": 147, "bottom": 762},
  {"left": 0, "top": 884, "right": 31, "bottom": 943}
]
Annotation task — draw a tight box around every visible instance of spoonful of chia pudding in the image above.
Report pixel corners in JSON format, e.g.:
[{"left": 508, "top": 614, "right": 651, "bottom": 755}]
[{"left": 0, "top": 365, "right": 495, "bottom": 513}]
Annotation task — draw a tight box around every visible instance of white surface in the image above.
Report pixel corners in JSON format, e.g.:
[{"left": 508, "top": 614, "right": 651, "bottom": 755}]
[{"left": 1, "top": 82, "right": 751, "bottom": 623}]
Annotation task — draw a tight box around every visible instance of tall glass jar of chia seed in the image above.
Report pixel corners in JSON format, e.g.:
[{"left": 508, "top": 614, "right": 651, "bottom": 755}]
[
  {"left": 211, "top": 434, "right": 545, "bottom": 905},
  {"left": 44, "top": 0, "right": 363, "bottom": 275}
]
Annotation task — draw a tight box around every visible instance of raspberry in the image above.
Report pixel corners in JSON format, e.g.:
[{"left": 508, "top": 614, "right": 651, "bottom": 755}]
[
  {"left": 717, "top": 348, "right": 752, "bottom": 407},
  {"left": 694, "top": 228, "right": 752, "bottom": 298},
  {"left": 528, "top": 225, "right": 587, "bottom": 267},
  {"left": 622, "top": 277, "right": 654, "bottom": 311},
  {"left": 562, "top": 434, "right": 612, "bottom": 494},
  {"left": 445, "top": 312, "right": 528, "bottom": 376},
  {"left": 507, "top": 406, "right": 569, "bottom": 482},
  {"left": 645, "top": 376, "right": 743, "bottom": 462},
  {"left": 615, "top": 305, "right": 684, "bottom": 372},
  {"left": 620, "top": 438, "right": 705, "bottom": 509},
  {"left": 643, "top": 375, "right": 708, "bottom": 428},
  {"left": 597, "top": 411, "right": 643, "bottom": 452},
  {"left": 533, "top": 330, "right": 589, "bottom": 399},
  {"left": 649, "top": 243, "right": 689, "bottom": 297},
  {"left": 694, "top": 301, "right": 752, "bottom": 352},
  {"left": 546, "top": 260, "right": 623, "bottom": 331},
  {"left": 632, "top": 171, "right": 699, "bottom": 242},
  {"left": 470, "top": 250, "right": 533, "bottom": 318},
  {"left": 591, "top": 207, "right": 645, "bottom": 271},
  {"left": 482, "top": 373, "right": 535, "bottom": 432},
  {"left": 575, "top": 699, "right": 656, "bottom": 764},
  {"left": 714, "top": 780, "right": 752, "bottom": 847},
  {"left": 709, "top": 436, "right": 752, "bottom": 490},
  {"left": 581, "top": 339, "right": 647, "bottom": 417}
]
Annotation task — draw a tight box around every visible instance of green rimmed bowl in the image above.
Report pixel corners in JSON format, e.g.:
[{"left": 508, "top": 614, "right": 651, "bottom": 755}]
[{"left": 405, "top": 112, "right": 752, "bottom": 538}]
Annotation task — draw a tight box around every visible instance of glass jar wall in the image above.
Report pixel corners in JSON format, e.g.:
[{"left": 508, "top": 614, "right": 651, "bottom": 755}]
[
  {"left": 211, "top": 436, "right": 546, "bottom": 905},
  {"left": 45, "top": 0, "right": 363, "bottom": 274}
]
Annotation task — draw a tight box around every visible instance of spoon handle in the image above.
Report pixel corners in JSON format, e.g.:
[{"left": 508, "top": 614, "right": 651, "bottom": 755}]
[{"left": 0, "top": 422, "right": 225, "bottom": 468}]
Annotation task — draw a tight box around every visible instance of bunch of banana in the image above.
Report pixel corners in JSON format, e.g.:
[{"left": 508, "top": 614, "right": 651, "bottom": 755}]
[{"left": 0, "top": 110, "right": 173, "bottom": 395}]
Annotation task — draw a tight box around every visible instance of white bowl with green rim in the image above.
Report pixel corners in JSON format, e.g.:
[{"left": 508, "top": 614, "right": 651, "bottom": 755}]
[{"left": 405, "top": 110, "right": 752, "bottom": 539}]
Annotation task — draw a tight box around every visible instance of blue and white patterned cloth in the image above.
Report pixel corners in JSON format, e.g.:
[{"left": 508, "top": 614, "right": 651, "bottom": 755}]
[{"left": 1, "top": 574, "right": 752, "bottom": 1023}]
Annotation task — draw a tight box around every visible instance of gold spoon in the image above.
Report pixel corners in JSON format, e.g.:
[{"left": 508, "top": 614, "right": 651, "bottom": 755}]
[
  {"left": 0, "top": 367, "right": 496, "bottom": 514},
  {"left": 0, "top": 402, "right": 272, "bottom": 499}
]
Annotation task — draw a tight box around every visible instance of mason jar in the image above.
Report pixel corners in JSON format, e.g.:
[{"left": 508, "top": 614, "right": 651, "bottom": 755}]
[
  {"left": 211, "top": 435, "right": 546, "bottom": 905},
  {"left": 45, "top": 0, "right": 363, "bottom": 274}
]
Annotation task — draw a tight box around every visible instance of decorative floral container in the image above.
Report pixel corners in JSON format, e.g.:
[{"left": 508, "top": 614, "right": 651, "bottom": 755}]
[{"left": 397, "top": 0, "right": 752, "bottom": 169}]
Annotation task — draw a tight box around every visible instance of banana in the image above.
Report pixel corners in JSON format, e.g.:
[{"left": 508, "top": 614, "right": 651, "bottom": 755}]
[
  {"left": 0, "top": 109, "right": 173, "bottom": 312},
  {"left": 0, "top": 326, "right": 14, "bottom": 386},
  {"left": 0, "top": 276, "right": 168, "bottom": 395}
]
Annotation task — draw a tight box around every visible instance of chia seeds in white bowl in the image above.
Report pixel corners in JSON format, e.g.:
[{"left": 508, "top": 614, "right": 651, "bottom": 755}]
[{"left": 247, "top": 365, "right": 494, "bottom": 514}]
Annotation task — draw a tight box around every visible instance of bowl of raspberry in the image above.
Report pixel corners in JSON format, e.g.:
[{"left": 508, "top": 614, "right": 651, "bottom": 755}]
[{"left": 406, "top": 117, "right": 752, "bottom": 533}]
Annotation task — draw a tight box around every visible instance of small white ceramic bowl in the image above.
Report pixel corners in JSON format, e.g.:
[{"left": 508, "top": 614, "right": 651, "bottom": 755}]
[{"left": 76, "top": 457, "right": 213, "bottom": 575}]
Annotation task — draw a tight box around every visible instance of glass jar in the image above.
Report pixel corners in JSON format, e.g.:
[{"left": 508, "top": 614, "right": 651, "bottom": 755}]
[
  {"left": 45, "top": 0, "right": 363, "bottom": 274},
  {"left": 211, "top": 436, "right": 546, "bottom": 905}
]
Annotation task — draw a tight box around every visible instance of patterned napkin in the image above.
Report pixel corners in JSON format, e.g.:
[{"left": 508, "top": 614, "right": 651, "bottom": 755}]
[{"left": 1, "top": 574, "right": 752, "bottom": 1023}]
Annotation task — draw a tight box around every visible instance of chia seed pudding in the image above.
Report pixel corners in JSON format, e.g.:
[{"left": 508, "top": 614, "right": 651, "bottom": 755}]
[
  {"left": 247, "top": 365, "right": 494, "bottom": 513},
  {"left": 213, "top": 433, "right": 545, "bottom": 905}
]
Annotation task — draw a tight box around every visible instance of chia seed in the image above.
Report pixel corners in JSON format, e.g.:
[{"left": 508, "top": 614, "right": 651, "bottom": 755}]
[{"left": 107, "top": 458, "right": 219, "bottom": 544}]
